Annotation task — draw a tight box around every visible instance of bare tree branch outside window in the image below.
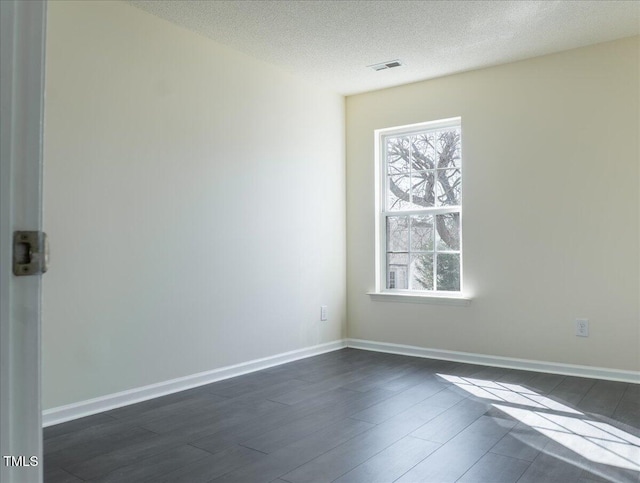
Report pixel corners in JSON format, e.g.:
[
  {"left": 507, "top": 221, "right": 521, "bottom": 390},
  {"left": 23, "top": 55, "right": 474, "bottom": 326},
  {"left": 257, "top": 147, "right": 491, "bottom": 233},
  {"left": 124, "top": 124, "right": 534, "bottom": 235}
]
[{"left": 384, "top": 125, "right": 461, "bottom": 291}]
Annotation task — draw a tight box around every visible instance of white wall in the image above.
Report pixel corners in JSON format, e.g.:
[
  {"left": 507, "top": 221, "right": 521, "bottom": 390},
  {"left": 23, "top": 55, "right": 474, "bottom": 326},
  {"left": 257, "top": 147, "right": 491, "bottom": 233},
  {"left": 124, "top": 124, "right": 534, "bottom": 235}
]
[
  {"left": 43, "top": 1, "right": 345, "bottom": 409},
  {"left": 346, "top": 37, "right": 639, "bottom": 372}
]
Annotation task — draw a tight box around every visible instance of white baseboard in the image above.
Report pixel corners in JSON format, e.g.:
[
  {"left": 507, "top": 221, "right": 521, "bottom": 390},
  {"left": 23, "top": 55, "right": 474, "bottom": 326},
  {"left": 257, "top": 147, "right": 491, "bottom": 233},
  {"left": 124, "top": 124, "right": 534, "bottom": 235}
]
[
  {"left": 42, "top": 340, "right": 346, "bottom": 427},
  {"left": 44, "top": 337, "right": 638, "bottom": 427},
  {"left": 346, "top": 338, "right": 640, "bottom": 384}
]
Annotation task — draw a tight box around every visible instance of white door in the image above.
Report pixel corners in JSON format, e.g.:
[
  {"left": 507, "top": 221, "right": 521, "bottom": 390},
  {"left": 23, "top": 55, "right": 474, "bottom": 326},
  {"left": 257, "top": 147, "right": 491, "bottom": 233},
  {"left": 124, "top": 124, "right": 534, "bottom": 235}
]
[{"left": 0, "top": 1, "right": 47, "bottom": 482}]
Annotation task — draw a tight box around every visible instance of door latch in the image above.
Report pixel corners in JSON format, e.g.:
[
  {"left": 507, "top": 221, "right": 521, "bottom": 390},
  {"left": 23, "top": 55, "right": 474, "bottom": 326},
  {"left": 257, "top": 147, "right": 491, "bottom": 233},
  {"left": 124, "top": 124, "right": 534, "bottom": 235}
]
[{"left": 13, "top": 231, "right": 48, "bottom": 276}]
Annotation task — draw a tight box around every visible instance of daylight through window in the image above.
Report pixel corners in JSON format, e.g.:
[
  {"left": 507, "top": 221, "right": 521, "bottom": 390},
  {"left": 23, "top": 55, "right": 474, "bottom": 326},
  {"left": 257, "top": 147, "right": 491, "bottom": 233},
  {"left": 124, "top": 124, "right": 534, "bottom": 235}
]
[{"left": 378, "top": 118, "right": 462, "bottom": 293}]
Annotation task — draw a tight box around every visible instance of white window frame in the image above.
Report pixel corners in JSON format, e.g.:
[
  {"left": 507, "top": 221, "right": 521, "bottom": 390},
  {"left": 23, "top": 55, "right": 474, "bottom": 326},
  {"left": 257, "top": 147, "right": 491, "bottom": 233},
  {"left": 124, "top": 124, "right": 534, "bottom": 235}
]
[{"left": 371, "top": 117, "right": 471, "bottom": 304}]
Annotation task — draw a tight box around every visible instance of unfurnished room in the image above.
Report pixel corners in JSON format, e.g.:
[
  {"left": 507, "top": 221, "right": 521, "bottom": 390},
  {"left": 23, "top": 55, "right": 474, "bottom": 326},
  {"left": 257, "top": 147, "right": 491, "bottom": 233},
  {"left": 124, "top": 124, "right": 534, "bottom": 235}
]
[{"left": 0, "top": 1, "right": 639, "bottom": 482}]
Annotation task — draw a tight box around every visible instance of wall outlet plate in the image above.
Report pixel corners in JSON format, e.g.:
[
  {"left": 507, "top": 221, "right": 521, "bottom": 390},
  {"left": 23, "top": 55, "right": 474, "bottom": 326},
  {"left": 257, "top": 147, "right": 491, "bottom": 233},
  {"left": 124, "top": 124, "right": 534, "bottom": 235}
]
[
  {"left": 320, "top": 305, "right": 328, "bottom": 321},
  {"left": 576, "top": 318, "right": 589, "bottom": 337}
]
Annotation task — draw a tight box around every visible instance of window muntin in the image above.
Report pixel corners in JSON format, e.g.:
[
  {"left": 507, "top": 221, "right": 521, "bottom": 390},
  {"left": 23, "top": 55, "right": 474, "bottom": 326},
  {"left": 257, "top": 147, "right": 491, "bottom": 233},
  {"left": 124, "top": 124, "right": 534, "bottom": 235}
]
[{"left": 379, "top": 119, "right": 462, "bottom": 293}]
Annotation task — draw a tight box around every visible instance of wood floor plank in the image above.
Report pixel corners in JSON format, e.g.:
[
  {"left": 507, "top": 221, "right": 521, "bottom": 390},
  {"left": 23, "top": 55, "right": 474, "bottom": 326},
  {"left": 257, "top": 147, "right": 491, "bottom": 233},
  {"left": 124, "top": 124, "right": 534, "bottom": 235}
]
[
  {"left": 44, "top": 412, "right": 119, "bottom": 441},
  {"left": 186, "top": 387, "right": 388, "bottom": 454},
  {"left": 468, "top": 365, "right": 513, "bottom": 382},
  {"left": 154, "top": 445, "right": 267, "bottom": 483},
  {"left": 211, "top": 418, "right": 374, "bottom": 482},
  {"left": 229, "top": 387, "right": 394, "bottom": 446},
  {"left": 263, "top": 350, "right": 372, "bottom": 382},
  {"left": 489, "top": 422, "right": 549, "bottom": 462},
  {"left": 547, "top": 376, "right": 596, "bottom": 406},
  {"left": 520, "top": 437, "right": 640, "bottom": 483},
  {"left": 109, "top": 392, "right": 230, "bottom": 425},
  {"left": 104, "top": 385, "right": 218, "bottom": 421},
  {"left": 621, "top": 383, "right": 640, "bottom": 404},
  {"left": 396, "top": 416, "right": 514, "bottom": 483},
  {"left": 207, "top": 375, "right": 304, "bottom": 400},
  {"left": 44, "top": 419, "right": 142, "bottom": 455},
  {"left": 239, "top": 407, "right": 359, "bottom": 454},
  {"left": 580, "top": 465, "right": 640, "bottom": 483},
  {"left": 280, "top": 401, "right": 448, "bottom": 483},
  {"left": 44, "top": 419, "right": 158, "bottom": 470},
  {"left": 495, "top": 368, "right": 539, "bottom": 385},
  {"left": 571, "top": 432, "right": 640, "bottom": 483},
  {"left": 268, "top": 367, "right": 385, "bottom": 406},
  {"left": 613, "top": 398, "right": 640, "bottom": 431},
  {"left": 342, "top": 363, "right": 421, "bottom": 393},
  {"left": 94, "top": 444, "right": 210, "bottom": 483},
  {"left": 517, "top": 447, "right": 588, "bottom": 483},
  {"left": 522, "top": 372, "right": 566, "bottom": 395},
  {"left": 204, "top": 371, "right": 289, "bottom": 395},
  {"left": 424, "top": 385, "right": 469, "bottom": 407},
  {"left": 409, "top": 397, "right": 490, "bottom": 443},
  {"left": 396, "top": 442, "right": 486, "bottom": 483},
  {"left": 43, "top": 466, "right": 84, "bottom": 483},
  {"left": 225, "top": 378, "right": 313, "bottom": 405},
  {"left": 577, "top": 380, "right": 628, "bottom": 417},
  {"left": 178, "top": 388, "right": 354, "bottom": 449},
  {"left": 45, "top": 425, "right": 158, "bottom": 470},
  {"left": 41, "top": 349, "right": 637, "bottom": 483},
  {"left": 439, "top": 362, "right": 487, "bottom": 377},
  {"left": 349, "top": 379, "right": 447, "bottom": 424},
  {"left": 332, "top": 435, "right": 440, "bottom": 483},
  {"left": 140, "top": 397, "right": 286, "bottom": 435},
  {"left": 458, "top": 452, "right": 530, "bottom": 483},
  {"left": 450, "top": 415, "right": 516, "bottom": 449},
  {"left": 64, "top": 432, "right": 200, "bottom": 480}
]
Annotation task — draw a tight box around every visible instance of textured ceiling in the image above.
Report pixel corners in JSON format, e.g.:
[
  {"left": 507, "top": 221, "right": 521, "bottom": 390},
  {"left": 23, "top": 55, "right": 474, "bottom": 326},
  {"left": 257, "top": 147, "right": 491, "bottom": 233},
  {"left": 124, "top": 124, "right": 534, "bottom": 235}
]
[{"left": 128, "top": 0, "right": 640, "bottom": 95}]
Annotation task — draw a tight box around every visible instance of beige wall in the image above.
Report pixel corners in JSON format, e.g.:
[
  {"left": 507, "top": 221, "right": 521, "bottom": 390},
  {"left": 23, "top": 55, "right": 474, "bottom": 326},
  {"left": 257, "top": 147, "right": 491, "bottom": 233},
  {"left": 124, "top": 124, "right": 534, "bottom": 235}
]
[
  {"left": 43, "top": 1, "right": 346, "bottom": 409},
  {"left": 346, "top": 37, "right": 639, "bottom": 372},
  {"left": 43, "top": 1, "right": 638, "bottom": 411}
]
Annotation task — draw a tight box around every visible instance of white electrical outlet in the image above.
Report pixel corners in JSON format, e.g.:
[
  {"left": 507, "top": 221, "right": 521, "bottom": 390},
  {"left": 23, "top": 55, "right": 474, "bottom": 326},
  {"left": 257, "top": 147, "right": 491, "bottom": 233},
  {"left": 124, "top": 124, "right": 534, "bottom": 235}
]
[
  {"left": 320, "top": 305, "right": 328, "bottom": 321},
  {"left": 575, "top": 318, "right": 589, "bottom": 337}
]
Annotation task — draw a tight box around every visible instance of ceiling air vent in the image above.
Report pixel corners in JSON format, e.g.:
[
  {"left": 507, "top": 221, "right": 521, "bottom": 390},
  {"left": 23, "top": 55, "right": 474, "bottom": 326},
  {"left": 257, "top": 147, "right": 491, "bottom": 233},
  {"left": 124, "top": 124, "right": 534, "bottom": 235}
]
[{"left": 368, "top": 59, "right": 403, "bottom": 71}]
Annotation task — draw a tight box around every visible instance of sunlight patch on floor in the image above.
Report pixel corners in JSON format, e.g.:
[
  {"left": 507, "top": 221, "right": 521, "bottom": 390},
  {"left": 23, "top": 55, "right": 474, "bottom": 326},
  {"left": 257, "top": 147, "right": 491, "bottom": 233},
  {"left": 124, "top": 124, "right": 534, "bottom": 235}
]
[{"left": 437, "top": 373, "right": 640, "bottom": 472}]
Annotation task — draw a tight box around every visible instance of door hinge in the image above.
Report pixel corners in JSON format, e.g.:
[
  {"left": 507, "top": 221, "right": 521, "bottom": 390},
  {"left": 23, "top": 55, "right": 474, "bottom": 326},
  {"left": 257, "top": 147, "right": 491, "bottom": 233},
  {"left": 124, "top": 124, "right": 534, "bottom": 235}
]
[{"left": 13, "top": 231, "right": 48, "bottom": 276}]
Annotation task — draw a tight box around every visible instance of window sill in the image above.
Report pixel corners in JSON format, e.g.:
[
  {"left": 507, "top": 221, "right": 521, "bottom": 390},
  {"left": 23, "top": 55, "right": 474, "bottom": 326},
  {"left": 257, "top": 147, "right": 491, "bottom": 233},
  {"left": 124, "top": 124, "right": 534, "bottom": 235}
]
[{"left": 367, "top": 292, "right": 472, "bottom": 306}]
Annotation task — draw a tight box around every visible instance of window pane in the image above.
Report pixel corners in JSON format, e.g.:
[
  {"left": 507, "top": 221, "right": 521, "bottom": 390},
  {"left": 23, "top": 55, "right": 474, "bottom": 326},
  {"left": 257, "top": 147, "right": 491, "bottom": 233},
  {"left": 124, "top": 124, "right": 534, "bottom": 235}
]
[
  {"left": 435, "top": 213, "right": 460, "bottom": 251},
  {"left": 387, "top": 173, "right": 410, "bottom": 211},
  {"left": 410, "top": 254, "right": 433, "bottom": 291},
  {"left": 411, "top": 132, "right": 436, "bottom": 170},
  {"left": 387, "top": 254, "right": 409, "bottom": 289},
  {"left": 436, "top": 128, "right": 461, "bottom": 169},
  {"left": 436, "top": 168, "right": 461, "bottom": 206},
  {"left": 436, "top": 253, "right": 460, "bottom": 291},
  {"left": 381, "top": 120, "right": 462, "bottom": 294},
  {"left": 386, "top": 137, "right": 410, "bottom": 174},
  {"left": 410, "top": 215, "right": 434, "bottom": 251},
  {"left": 387, "top": 216, "right": 409, "bottom": 252},
  {"left": 409, "top": 170, "right": 435, "bottom": 208}
]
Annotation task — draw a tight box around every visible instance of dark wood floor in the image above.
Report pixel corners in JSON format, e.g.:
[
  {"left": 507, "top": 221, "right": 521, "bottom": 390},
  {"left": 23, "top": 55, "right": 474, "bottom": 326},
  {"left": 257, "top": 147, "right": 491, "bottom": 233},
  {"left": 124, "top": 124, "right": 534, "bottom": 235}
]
[{"left": 44, "top": 348, "right": 639, "bottom": 483}]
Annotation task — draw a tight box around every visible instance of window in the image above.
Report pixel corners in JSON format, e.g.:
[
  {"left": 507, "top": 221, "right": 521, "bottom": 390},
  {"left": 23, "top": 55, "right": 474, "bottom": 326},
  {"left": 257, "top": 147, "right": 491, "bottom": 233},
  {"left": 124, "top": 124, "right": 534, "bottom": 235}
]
[{"left": 376, "top": 118, "right": 462, "bottom": 294}]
